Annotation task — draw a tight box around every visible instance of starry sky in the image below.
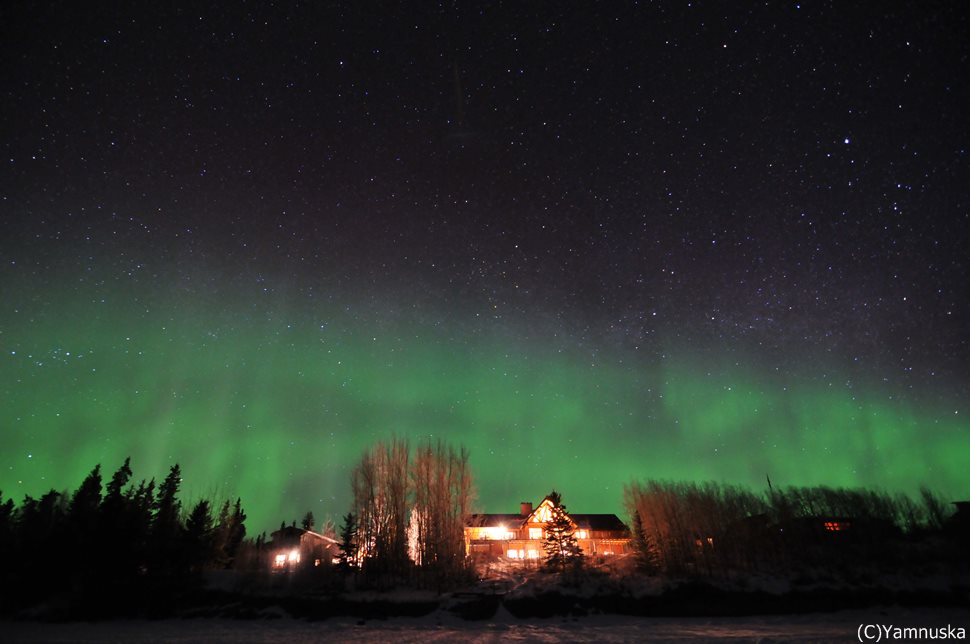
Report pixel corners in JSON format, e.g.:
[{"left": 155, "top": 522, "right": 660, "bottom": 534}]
[{"left": 1, "top": 2, "right": 968, "bottom": 533}]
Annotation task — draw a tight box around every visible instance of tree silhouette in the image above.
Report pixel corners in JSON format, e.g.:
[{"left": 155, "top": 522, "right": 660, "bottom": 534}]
[
  {"left": 184, "top": 499, "right": 214, "bottom": 573},
  {"left": 212, "top": 498, "right": 247, "bottom": 569},
  {"left": 301, "top": 510, "right": 315, "bottom": 531},
  {"left": 631, "top": 510, "right": 660, "bottom": 573},
  {"left": 337, "top": 512, "right": 359, "bottom": 570},
  {"left": 150, "top": 464, "right": 183, "bottom": 576}
]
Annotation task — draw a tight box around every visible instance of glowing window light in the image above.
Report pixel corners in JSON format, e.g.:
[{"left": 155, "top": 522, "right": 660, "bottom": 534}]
[
  {"left": 576, "top": 530, "right": 588, "bottom": 539},
  {"left": 534, "top": 504, "right": 553, "bottom": 523},
  {"left": 529, "top": 528, "right": 542, "bottom": 540},
  {"left": 480, "top": 526, "right": 514, "bottom": 540},
  {"left": 274, "top": 553, "right": 287, "bottom": 567},
  {"left": 288, "top": 549, "right": 300, "bottom": 563}
]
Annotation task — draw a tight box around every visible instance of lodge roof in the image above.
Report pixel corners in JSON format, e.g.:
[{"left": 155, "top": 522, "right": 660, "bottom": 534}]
[
  {"left": 269, "top": 525, "right": 339, "bottom": 545},
  {"left": 466, "top": 511, "right": 629, "bottom": 533},
  {"left": 569, "top": 513, "right": 629, "bottom": 532}
]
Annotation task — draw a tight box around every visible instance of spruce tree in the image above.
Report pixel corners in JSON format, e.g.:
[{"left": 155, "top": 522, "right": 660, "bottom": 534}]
[
  {"left": 184, "top": 499, "right": 214, "bottom": 572},
  {"left": 227, "top": 498, "right": 247, "bottom": 562},
  {"left": 541, "top": 491, "right": 584, "bottom": 572},
  {"left": 151, "top": 464, "right": 183, "bottom": 575},
  {"left": 337, "top": 512, "right": 358, "bottom": 570},
  {"left": 69, "top": 464, "right": 103, "bottom": 534},
  {"left": 301, "top": 510, "right": 315, "bottom": 531},
  {"left": 212, "top": 498, "right": 246, "bottom": 568},
  {"left": 631, "top": 510, "right": 661, "bottom": 573}
]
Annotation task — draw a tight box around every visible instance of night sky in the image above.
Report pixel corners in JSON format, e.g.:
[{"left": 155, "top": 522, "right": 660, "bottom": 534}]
[{"left": 2, "top": 2, "right": 968, "bottom": 533}]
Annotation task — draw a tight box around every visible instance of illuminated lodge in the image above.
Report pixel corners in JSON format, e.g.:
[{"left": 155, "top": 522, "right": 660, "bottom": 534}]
[
  {"left": 269, "top": 525, "right": 340, "bottom": 571},
  {"left": 465, "top": 497, "right": 631, "bottom": 560}
]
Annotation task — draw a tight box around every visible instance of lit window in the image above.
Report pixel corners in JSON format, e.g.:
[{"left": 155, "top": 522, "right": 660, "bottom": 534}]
[
  {"left": 527, "top": 549, "right": 539, "bottom": 559},
  {"left": 288, "top": 549, "right": 300, "bottom": 563},
  {"left": 824, "top": 521, "right": 846, "bottom": 532},
  {"left": 576, "top": 530, "right": 588, "bottom": 539},
  {"left": 481, "top": 526, "right": 514, "bottom": 540},
  {"left": 534, "top": 504, "right": 552, "bottom": 522},
  {"left": 529, "top": 528, "right": 542, "bottom": 540},
  {"left": 274, "top": 554, "right": 287, "bottom": 567},
  {"left": 508, "top": 549, "right": 518, "bottom": 559}
]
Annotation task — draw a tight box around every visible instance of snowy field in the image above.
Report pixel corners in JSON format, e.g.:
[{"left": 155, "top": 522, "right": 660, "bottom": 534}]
[{"left": 3, "top": 606, "right": 969, "bottom": 643}]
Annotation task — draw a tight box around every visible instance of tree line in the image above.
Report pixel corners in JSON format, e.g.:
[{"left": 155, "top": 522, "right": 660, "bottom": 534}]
[
  {"left": 3, "top": 445, "right": 963, "bottom": 610},
  {"left": 625, "top": 480, "right": 963, "bottom": 578},
  {"left": 0, "top": 458, "right": 246, "bottom": 613}
]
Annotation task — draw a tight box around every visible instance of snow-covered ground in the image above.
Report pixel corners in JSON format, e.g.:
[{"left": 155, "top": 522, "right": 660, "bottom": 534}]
[{"left": 3, "top": 606, "right": 969, "bottom": 643}]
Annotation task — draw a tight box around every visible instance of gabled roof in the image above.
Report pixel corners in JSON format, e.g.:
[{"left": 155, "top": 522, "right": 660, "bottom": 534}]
[{"left": 270, "top": 526, "right": 339, "bottom": 545}]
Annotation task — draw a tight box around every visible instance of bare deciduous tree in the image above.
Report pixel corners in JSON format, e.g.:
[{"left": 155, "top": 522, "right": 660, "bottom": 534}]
[
  {"left": 351, "top": 437, "right": 411, "bottom": 579},
  {"left": 411, "top": 438, "right": 475, "bottom": 583}
]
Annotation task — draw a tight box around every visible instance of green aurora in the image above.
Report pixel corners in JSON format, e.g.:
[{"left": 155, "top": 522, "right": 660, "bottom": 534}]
[{"left": 1, "top": 287, "right": 967, "bottom": 534}]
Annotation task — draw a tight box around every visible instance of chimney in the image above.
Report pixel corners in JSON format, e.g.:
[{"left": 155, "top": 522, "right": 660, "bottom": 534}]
[{"left": 520, "top": 501, "right": 533, "bottom": 516}]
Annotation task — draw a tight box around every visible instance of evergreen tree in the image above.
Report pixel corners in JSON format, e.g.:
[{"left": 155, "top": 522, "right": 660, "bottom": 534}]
[
  {"left": 69, "top": 465, "right": 103, "bottom": 585},
  {"left": 337, "top": 512, "right": 358, "bottom": 570},
  {"left": 151, "top": 464, "right": 183, "bottom": 575},
  {"left": 18, "top": 490, "right": 68, "bottom": 590},
  {"left": 69, "top": 464, "right": 103, "bottom": 533},
  {"left": 184, "top": 499, "right": 214, "bottom": 572},
  {"left": 0, "top": 491, "right": 13, "bottom": 547},
  {"left": 104, "top": 457, "right": 132, "bottom": 506},
  {"left": 212, "top": 498, "right": 247, "bottom": 568},
  {"left": 212, "top": 500, "right": 233, "bottom": 566},
  {"left": 541, "top": 490, "right": 584, "bottom": 572},
  {"left": 227, "top": 498, "right": 247, "bottom": 561},
  {"left": 301, "top": 510, "right": 315, "bottom": 531},
  {"left": 154, "top": 464, "right": 182, "bottom": 538},
  {"left": 100, "top": 458, "right": 136, "bottom": 583},
  {"left": 130, "top": 478, "right": 156, "bottom": 549},
  {"left": 631, "top": 510, "right": 661, "bottom": 573},
  {"left": 101, "top": 458, "right": 133, "bottom": 539},
  {"left": 0, "top": 492, "right": 13, "bottom": 577}
]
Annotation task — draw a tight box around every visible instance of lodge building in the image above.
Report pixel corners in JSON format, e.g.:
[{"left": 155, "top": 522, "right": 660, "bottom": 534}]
[
  {"left": 268, "top": 524, "right": 340, "bottom": 571},
  {"left": 465, "top": 496, "right": 631, "bottom": 560}
]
